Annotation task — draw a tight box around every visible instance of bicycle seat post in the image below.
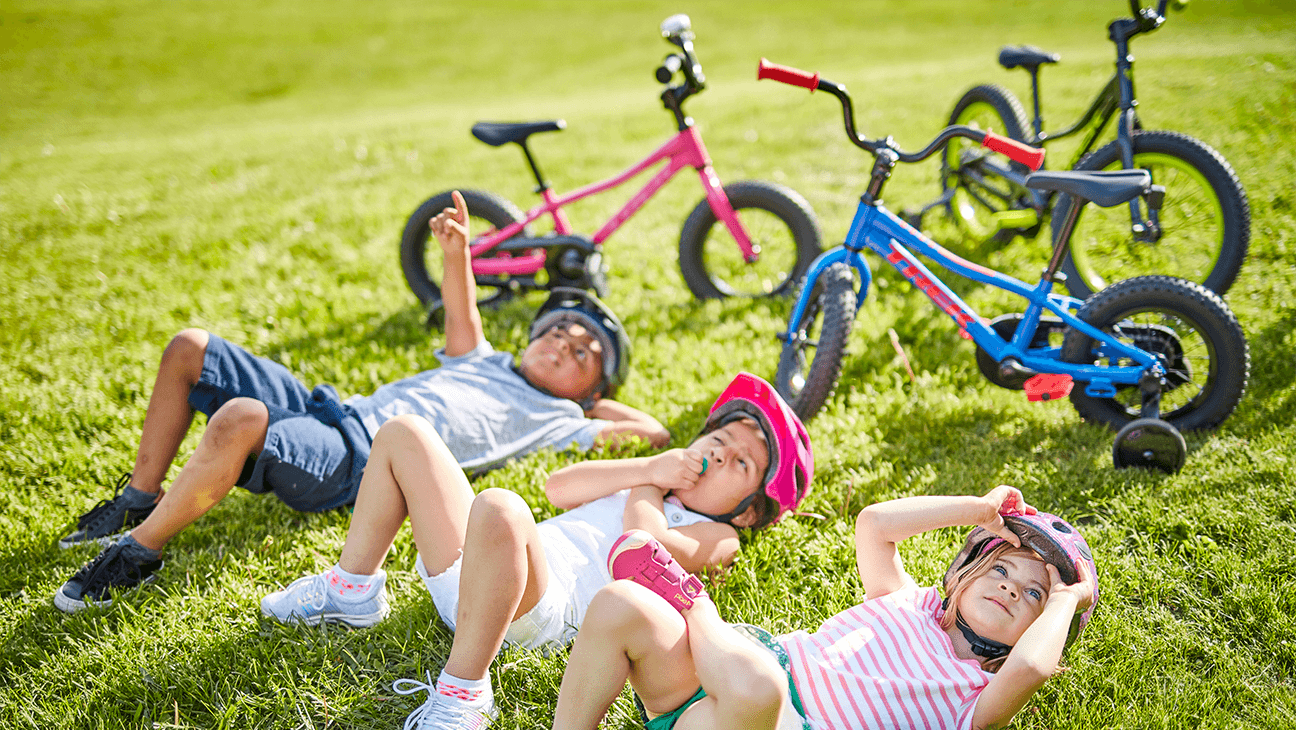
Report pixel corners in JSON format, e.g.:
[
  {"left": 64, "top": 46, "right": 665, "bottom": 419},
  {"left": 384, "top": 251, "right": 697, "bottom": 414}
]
[
  {"left": 1028, "top": 67, "right": 1045, "bottom": 139},
  {"left": 516, "top": 140, "right": 551, "bottom": 193},
  {"left": 1042, "top": 192, "right": 1084, "bottom": 286}
]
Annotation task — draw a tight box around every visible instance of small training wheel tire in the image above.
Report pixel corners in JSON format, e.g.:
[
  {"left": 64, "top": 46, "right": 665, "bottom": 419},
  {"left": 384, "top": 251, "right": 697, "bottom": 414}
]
[{"left": 1112, "top": 417, "right": 1187, "bottom": 474}]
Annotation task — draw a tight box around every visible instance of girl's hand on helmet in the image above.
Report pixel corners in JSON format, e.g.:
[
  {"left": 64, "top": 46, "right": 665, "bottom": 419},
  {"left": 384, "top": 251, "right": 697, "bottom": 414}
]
[
  {"left": 649, "top": 448, "right": 705, "bottom": 491},
  {"left": 977, "top": 485, "right": 1037, "bottom": 547},
  {"left": 1045, "top": 559, "right": 1096, "bottom": 613}
]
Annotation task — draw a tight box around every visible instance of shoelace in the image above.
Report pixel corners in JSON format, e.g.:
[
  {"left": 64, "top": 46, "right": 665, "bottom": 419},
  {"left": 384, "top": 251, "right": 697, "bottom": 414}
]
[
  {"left": 287, "top": 574, "right": 328, "bottom": 612},
  {"left": 75, "top": 473, "right": 136, "bottom": 529},
  {"left": 74, "top": 544, "right": 152, "bottom": 600},
  {"left": 392, "top": 672, "right": 492, "bottom": 730}
]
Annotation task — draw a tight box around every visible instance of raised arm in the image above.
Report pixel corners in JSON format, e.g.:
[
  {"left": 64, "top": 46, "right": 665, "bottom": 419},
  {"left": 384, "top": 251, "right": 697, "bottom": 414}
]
[
  {"left": 971, "top": 560, "right": 1096, "bottom": 730},
  {"left": 544, "top": 448, "right": 703, "bottom": 510},
  {"left": 854, "top": 486, "right": 1033, "bottom": 599},
  {"left": 430, "top": 190, "right": 486, "bottom": 357},
  {"left": 621, "top": 485, "right": 739, "bottom": 573},
  {"left": 586, "top": 398, "right": 670, "bottom": 449}
]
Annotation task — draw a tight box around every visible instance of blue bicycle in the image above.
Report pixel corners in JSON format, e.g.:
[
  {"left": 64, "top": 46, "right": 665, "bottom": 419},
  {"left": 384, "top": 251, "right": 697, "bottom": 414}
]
[{"left": 758, "top": 59, "right": 1249, "bottom": 472}]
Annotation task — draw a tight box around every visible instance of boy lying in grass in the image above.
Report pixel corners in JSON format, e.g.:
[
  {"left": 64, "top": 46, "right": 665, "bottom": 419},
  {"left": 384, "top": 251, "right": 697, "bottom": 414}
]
[{"left": 54, "top": 191, "right": 667, "bottom": 613}]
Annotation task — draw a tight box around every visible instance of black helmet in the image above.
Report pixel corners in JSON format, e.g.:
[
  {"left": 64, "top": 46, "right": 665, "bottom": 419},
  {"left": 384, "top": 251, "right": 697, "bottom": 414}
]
[{"left": 530, "top": 288, "right": 631, "bottom": 402}]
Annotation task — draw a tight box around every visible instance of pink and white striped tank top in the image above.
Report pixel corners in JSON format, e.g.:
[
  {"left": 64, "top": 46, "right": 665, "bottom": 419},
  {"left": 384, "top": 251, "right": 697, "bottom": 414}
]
[{"left": 780, "top": 586, "right": 993, "bottom": 730}]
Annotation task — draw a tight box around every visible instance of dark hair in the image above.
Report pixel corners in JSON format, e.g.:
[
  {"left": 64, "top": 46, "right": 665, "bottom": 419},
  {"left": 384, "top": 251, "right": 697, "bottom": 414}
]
[{"left": 743, "top": 492, "right": 782, "bottom": 531}]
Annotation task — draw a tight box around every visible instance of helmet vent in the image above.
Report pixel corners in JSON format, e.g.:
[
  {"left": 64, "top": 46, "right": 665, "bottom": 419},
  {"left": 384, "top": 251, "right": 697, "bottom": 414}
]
[{"left": 1052, "top": 520, "right": 1072, "bottom": 533}]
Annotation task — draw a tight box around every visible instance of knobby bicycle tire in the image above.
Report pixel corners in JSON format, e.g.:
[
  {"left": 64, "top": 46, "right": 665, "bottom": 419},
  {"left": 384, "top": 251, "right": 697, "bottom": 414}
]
[
  {"left": 400, "top": 189, "right": 528, "bottom": 306},
  {"left": 1052, "top": 131, "right": 1250, "bottom": 298},
  {"left": 1060, "top": 275, "right": 1248, "bottom": 432},
  {"left": 775, "top": 263, "right": 856, "bottom": 421},
  {"left": 940, "top": 84, "right": 1034, "bottom": 241},
  {"left": 678, "top": 180, "right": 822, "bottom": 299}
]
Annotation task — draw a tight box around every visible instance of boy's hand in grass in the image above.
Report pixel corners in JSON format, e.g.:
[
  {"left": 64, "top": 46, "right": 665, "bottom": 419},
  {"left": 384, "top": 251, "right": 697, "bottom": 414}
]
[
  {"left": 430, "top": 189, "right": 470, "bottom": 255},
  {"left": 649, "top": 448, "right": 705, "bottom": 491}
]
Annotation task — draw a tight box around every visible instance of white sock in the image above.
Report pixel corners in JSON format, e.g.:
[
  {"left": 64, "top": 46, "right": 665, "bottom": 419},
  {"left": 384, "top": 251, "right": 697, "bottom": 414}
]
[
  {"left": 435, "top": 670, "right": 493, "bottom": 708},
  {"left": 326, "top": 565, "right": 378, "bottom": 598}
]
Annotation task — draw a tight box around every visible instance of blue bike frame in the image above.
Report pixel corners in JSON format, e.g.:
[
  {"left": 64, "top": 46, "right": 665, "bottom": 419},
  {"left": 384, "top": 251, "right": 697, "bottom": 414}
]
[{"left": 784, "top": 201, "right": 1163, "bottom": 398}]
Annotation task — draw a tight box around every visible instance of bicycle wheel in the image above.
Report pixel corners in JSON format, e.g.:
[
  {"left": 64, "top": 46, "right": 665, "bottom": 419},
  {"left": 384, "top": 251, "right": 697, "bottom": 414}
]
[
  {"left": 1052, "top": 130, "right": 1250, "bottom": 299},
  {"left": 400, "top": 189, "right": 529, "bottom": 306},
  {"left": 940, "top": 84, "right": 1035, "bottom": 241},
  {"left": 774, "top": 263, "right": 856, "bottom": 421},
  {"left": 678, "top": 180, "right": 822, "bottom": 299},
  {"left": 1060, "top": 275, "right": 1248, "bottom": 432}
]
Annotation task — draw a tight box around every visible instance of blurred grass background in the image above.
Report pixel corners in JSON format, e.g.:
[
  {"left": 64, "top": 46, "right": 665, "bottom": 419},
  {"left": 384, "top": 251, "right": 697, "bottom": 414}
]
[{"left": 1, "top": 0, "right": 1294, "bottom": 727}]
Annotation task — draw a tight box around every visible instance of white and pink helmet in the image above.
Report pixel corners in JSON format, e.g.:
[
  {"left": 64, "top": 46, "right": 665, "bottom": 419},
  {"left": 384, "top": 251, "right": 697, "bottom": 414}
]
[
  {"left": 696, "top": 372, "right": 814, "bottom": 525},
  {"left": 944, "top": 511, "right": 1100, "bottom": 653}
]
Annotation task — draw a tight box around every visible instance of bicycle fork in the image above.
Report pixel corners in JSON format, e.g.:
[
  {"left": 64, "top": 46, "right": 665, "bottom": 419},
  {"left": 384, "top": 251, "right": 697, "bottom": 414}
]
[{"left": 781, "top": 207, "right": 877, "bottom": 344}]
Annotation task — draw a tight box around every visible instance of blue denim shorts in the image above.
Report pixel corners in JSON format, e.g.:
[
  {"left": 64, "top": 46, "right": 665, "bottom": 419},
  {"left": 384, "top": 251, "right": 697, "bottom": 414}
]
[{"left": 186, "top": 333, "right": 371, "bottom": 512}]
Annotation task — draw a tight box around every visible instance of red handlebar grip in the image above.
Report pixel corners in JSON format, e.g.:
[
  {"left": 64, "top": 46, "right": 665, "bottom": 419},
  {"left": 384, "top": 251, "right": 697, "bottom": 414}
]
[
  {"left": 757, "top": 58, "right": 820, "bottom": 92},
  {"left": 982, "top": 131, "right": 1046, "bottom": 171}
]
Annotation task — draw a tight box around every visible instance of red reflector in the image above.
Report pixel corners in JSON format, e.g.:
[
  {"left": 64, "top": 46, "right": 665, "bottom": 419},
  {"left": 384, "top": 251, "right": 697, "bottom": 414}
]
[{"left": 1024, "top": 373, "right": 1073, "bottom": 402}]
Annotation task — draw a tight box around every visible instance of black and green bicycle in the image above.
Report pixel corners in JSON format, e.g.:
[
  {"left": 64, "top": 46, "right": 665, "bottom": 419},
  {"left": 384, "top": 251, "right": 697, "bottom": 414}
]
[{"left": 908, "top": 0, "right": 1249, "bottom": 300}]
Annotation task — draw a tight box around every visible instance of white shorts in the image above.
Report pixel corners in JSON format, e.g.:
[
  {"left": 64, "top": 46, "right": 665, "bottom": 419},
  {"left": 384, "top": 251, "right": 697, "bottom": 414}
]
[{"left": 415, "top": 552, "right": 580, "bottom": 651}]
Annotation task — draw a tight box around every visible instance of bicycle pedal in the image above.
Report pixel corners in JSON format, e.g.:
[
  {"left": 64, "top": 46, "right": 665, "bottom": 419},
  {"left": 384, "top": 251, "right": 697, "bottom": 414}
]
[
  {"left": 1023, "top": 373, "right": 1073, "bottom": 402},
  {"left": 991, "top": 209, "right": 1039, "bottom": 230}
]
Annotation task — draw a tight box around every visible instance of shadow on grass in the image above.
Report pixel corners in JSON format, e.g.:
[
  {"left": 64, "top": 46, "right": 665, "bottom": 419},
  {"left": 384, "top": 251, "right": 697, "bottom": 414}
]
[{"left": 1220, "top": 303, "right": 1296, "bottom": 437}]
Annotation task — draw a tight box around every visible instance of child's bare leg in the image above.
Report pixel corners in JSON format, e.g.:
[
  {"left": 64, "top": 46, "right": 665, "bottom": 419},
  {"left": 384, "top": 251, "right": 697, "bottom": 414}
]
[
  {"left": 130, "top": 328, "right": 209, "bottom": 494},
  {"left": 441, "top": 488, "right": 550, "bottom": 681},
  {"left": 671, "top": 598, "right": 784, "bottom": 730},
  {"left": 336, "top": 414, "right": 473, "bottom": 575},
  {"left": 129, "top": 396, "right": 269, "bottom": 551},
  {"left": 552, "top": 581, "right": 698, "bottom": 730},
  {"left": 551, "top": 582, "right": 784, "bottom": 730}
]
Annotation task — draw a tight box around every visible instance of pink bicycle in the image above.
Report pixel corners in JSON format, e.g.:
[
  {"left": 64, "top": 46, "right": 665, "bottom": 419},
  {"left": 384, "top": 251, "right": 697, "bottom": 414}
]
[{"left": 400, "top": 14, "right": 822, "bottom": 318}]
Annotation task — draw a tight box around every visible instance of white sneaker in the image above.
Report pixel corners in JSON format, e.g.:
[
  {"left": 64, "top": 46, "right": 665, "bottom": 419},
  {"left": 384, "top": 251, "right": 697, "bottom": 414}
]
[
  {"left": 394, "top": 672, "right": 498, "bottom": 730},
  {"left": 260, "top": 569, "right": 389, "bottom": 627}
]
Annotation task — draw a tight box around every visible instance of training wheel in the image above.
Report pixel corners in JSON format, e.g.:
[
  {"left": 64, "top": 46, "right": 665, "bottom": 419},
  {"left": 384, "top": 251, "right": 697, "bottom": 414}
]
[{"left": 1112, "top": 418, "right": 1186, "bottom": 474}]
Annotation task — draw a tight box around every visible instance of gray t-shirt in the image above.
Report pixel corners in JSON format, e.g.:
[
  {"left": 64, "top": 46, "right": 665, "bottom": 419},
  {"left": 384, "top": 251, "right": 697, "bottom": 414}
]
[{"left": 346, "top": 340, "right": 609, "bottom": 471}]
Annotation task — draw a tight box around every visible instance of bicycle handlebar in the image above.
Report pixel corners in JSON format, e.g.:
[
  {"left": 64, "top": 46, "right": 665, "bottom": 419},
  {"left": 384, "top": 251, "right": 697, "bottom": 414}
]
[
  {"left": 756, "top": 59, "right": 820, "bottom": 91},
  {"left": 756, "top": 58, "right": 1045, "bottom": 171},
  {"left": 1131, "top": 0, "right": 1187, "bottom": 19},
  {"left": 982, "top": 131, "right": 1046, "bottom": 171}
]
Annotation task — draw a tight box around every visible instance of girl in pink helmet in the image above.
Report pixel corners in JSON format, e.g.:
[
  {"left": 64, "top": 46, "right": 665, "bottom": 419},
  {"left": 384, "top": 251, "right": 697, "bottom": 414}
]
[
  {"left": 261, "top": 371, "right": 813, "bottom": 730},
  {"left": 552, "top": 486, "right": 1098, "bottom": 730}
]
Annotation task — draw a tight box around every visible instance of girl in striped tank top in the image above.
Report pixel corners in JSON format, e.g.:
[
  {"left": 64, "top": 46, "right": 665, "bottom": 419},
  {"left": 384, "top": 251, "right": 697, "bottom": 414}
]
[{"left": 551, "top": 485, "right": 1098, "bottom": 730}]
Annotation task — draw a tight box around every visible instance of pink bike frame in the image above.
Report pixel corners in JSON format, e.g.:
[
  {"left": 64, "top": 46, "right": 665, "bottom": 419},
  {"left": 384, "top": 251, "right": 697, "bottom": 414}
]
[{"left": 467, "top": 126, "right": 757, "bottom": 277}]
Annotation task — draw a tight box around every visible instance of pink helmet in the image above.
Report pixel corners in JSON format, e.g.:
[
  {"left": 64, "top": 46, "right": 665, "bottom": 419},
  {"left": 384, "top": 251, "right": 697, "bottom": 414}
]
[
  {"left": 697, "top": 372, "right": 814, "bottom": 525},
  {"left": 945, "top": 511, "right": 1099, "bottom": 654}
]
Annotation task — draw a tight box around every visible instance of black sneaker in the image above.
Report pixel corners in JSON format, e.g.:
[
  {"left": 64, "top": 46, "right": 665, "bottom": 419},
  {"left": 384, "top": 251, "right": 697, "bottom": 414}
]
[
  {"left": 59, "top": 473, "right": 158, "bottom": 549},
  {"left": 53, "top": 541, "right": 163, "bottom": 613}
]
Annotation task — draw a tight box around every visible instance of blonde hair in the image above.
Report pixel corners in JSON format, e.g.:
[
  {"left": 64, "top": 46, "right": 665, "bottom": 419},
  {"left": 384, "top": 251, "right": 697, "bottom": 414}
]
[{"left": 941, "top": 541, "right": 1043, "bottom": 672}]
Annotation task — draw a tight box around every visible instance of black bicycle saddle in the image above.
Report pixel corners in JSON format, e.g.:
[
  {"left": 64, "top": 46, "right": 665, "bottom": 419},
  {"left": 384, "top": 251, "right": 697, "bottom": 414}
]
[
  {"left": 1026, "top": 170, "right": 1151, "bottom": 208},
  {"left": 998, "top": 45, "right": 1061, "bottom": 72},
  {"left": 471, "top": 121, "right": 567, "bottom": 147}
]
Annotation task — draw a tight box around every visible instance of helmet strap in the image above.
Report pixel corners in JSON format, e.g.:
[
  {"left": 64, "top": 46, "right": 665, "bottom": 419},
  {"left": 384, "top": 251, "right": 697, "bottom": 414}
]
[
  {"left": 943, "top": 598, "right": 1013, "bottom": 660},
  {"left": 688, "top": 489, "right": 759, "bottom": 525}
]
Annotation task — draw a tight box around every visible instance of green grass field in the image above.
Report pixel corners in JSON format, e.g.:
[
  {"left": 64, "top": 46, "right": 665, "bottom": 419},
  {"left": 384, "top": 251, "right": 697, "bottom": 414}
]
[{"left": 2, "top": 0, "right": 1294, "bottom": 727}]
